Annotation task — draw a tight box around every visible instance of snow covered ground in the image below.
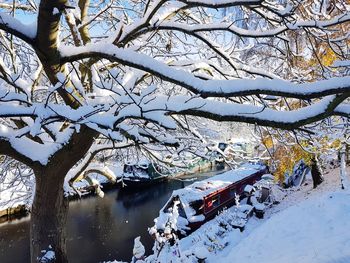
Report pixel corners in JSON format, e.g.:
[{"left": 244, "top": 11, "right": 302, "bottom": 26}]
[
  {"left": 219, "top": 167, "right": 350, "bottom": 263},
  {"left": 126, "top": 165, "right": 350, "bottom": 263}
]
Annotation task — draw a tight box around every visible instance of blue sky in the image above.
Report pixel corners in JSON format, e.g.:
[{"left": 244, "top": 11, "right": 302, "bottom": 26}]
[{"left": 15, "top": 9, "right": 37, "bottom": 24}]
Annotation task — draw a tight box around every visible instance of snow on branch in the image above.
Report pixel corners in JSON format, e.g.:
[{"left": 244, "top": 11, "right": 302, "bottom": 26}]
[
  {"left": 135, "top": 95, "right": 347, "bottom": 130},
  {"left": 0, "top": 3, "right": 36, "bottom": 11},
  {"left": 0, "top": 0, "right": 349, "bottom": 173},
  {"left": 0, "top": 122, "right": 75, "bottom": 165},
  {"left": 64, "top": 142, "right": 132, "bottom": 195},
  {"left": 115, "top": 0, "right": 265, "bottom": 45},
  {"left": 178, "top": 0, "right": 263, "bottom": 8},
  {"left": 60, "top": 43, "right": 350, "bottom": 99},
  {"left": 134, "top": 12, "right": 350, "bottom": 41},
  {"left": 334, "top": 104, "right": 350, "bottom": 118},
  {"left": 0, "top": 13, "right": 37, "bottom": 43}
]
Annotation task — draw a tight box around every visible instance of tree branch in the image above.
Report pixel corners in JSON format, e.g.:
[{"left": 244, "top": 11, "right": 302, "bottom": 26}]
[
  {"left": 60, "top": 43, "right": 350, "bottom": 100},
  {"left": 0, "top": 13, "right": 36, "bottom": 44}
]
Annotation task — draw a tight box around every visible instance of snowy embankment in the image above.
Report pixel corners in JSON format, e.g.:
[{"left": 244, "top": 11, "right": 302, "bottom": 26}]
[
  {"left": 0, "top": 164, "right": 123, "bottom": 215},
  {"left": 219, "top": 177, "right": 350, "bottom": 263},
  {"left": 196, "top": 166, "right": 350, "bottom": 263},
  {"left": 119, "top": 166, "right": 350, "bottom": 263}
]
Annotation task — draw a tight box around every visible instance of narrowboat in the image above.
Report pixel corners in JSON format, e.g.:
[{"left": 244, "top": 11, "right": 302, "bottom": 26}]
[
  {"left": 120, "top": 161, "right": 169, "bottom": 187},
  {"left": 150, "top": 162, "right": 269, "bottom": 237}
]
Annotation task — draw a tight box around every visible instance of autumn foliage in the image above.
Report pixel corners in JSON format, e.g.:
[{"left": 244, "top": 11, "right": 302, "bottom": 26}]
[
  {"left": 262, "top": 136, "right": 313, "bottom": 183},
  {"left": 262, "top": 132, "right": 343, "bottom": 184}
]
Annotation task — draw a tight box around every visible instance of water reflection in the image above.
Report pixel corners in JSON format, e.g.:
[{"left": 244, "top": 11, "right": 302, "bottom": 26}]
[{"left": 0, "top": 168, "right": 222, "bottom": 263}]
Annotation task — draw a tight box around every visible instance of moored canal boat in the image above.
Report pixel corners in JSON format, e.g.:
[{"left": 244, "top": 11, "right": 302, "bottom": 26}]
[
  {"left": 150, "top": 162, "right": 269, "bottom": 238},
  {"left": 120, "top": 161, "right": 169, "bottom": 187}
]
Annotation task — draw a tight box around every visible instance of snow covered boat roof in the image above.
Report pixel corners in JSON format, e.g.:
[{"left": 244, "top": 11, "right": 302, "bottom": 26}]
[
  {"left": 172, "top": 163, "right": 266, "bottom": 205},
  {"left": 159, "top": 162, "right": 267, "bottom": 224},
  {"left": 125, "top": 159, "right": 150, "bottom": 167}
]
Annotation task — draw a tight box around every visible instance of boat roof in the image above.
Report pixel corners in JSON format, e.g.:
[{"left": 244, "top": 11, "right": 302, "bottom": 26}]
[
  {"left": 125, "top": 159, "right": 150, "bottom": 166},
  {"left": 173, "top": 162, "right": 266, "bottom": 205}
]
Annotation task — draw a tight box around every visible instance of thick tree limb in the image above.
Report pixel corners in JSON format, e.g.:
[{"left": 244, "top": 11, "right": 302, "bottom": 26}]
[
  {"left": 0, "top": 140, "right": 37, "bottom": 167},
  {"left": 60, "top": 44, "right": 350, "bottom": 100},
  {"left": 124, "top": 12, "right": 350, "bottom": 44}
]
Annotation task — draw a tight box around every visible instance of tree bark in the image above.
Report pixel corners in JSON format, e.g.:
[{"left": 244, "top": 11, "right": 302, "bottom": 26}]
[
  {"left": 310, "top": 158, "right": 324, "bottom": 188},
  {"left": 36, "top": 0, "right": 82, "bottom": 109},
  {"left": 28, "top": 126, "right": 97, "bottom": 263},
  {"left": 339, "top": 146, "right": 349, "bottom": 190},
  {"left": 30, "top": 168, "right": 69, "bottom": 263}
]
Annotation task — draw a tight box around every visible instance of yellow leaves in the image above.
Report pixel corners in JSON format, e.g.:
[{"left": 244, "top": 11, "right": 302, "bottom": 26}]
[
  {"left": 262, "top": 135, "right": 274, "bottom": 149},
  {"left": 320, "top": 47, "right": 337, "bottom": 67},
  {"left": 318, "top": 136, "right": 342, "bottom": 152},
  {"left": 309, "top": 46, "right": 338, "bottom": 67},
  {"left": 330, "top": 139, "right": 342, "bottom": 150},
  {"left": 273, "top": 146, "right": 293, "bottom": 183},
  {"left": 289, "top": 100, "right": 302, "bottom": 110},
  {"left": 268, "top": 135, "right": 341, "bottom": 184},
  {"left": 270, "top": 143, "right": 313, "bottom": 183}
]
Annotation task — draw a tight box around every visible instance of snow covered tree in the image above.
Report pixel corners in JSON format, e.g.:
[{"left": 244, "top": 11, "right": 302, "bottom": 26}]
[
  {"left": 258, "top": 118, "right": 350, "bottom": 188},
  {"left": 0, "top": 0, "right": 349, "bottom": 262}
]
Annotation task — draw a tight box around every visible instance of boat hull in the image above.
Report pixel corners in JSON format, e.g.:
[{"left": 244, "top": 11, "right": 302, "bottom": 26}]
[{"left": 120, "top": 176, "right": 168, "bottom": 188}]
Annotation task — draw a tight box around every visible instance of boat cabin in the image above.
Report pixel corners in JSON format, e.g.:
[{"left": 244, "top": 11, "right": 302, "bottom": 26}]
[
  {"left": 154, "top": 162, "right": 268, "bottom": 234},
  {"left": 123, "top": 161, "right": 164, "bottom": 179}
]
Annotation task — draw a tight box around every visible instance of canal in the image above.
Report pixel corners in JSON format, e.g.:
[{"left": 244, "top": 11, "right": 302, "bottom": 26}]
[{"left": 0, "top": 168, "right": 224, "bottom": 263}]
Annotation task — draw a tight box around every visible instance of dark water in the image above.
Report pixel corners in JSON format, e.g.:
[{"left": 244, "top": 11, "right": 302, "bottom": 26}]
[{"left": 0, "top": 168, "right": 222, "bottom": 263}]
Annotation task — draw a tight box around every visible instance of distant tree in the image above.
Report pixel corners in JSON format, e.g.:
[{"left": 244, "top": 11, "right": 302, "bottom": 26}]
[
  {"left": 258, "top": 120, "right": 349, "bottom": 188},
  {"left": 0, "top": 0, "right": 349, "bottom": 262}
]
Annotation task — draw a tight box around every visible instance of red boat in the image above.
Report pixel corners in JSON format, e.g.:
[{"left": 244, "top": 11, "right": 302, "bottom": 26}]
[{"left": 150, "top": 162, "right": 269, "bottom": 237}]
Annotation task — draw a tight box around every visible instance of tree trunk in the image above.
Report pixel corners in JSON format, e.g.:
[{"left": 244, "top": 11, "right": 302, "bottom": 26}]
[
  {"left": 340, "top": 146, "right": 349, "bottom": 190},
  {"left": 30, "top": 168, "right": 69, "bottom": 263},
  {"left": 310, "top": 158, "right": 324, "bottom": 188}
]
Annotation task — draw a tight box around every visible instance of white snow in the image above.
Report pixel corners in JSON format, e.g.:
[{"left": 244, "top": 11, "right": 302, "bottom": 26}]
[
  {"left": 0, "top": 13, "right": 37, "bottom": 39},
  {"left": 171, "top": 162, "right": 265, "bottom": 204},
  {"left": 0, "top": 170, "right": 34, "bottom": 211},
  {"left": 60, "top": 42, "right": 350, "bottom": 99},
  {"left": 133, "top": 236, "right": 145, "bottom": 259},
  {"left": 243, "top": 184, "right": 255, "bottom": 193},
  {"left": 52, "top": 8, "right": 60, "bottom": 15},
  {"left": 64, "top": 163, "right": 122, "bottom": 196},
  {"left": 156, "top": 162, "right": 266, "bottom": 224},
  {"left": 141, "top": 166, "right": 350, "bottom": 263},
  {"left": 38, "top": 246, "right": 56, "bottom": 262},
  {"left": 219, "top": 171, "right": 350, "bottom": 263}
]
